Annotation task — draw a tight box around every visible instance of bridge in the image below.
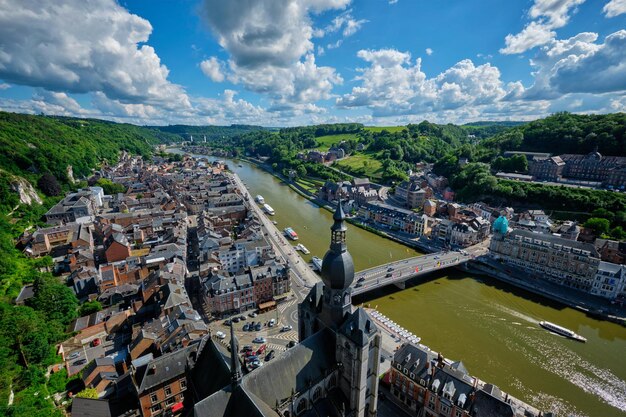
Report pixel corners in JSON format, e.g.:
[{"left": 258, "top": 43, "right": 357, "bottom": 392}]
[{"left": 350, "top": 241, "right": 489, "bottom": 296}]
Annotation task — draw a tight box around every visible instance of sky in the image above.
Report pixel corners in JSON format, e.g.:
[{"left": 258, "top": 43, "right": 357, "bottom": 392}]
[{"left": 0, "top": 0, "right": 625, "bottom": 127}]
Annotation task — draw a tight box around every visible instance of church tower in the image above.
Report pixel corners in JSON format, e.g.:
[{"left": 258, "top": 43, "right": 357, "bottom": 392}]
[
  {"left": 319, "top": 200, "right": 355, "bottom": 327},
  {"left": 297, "top": 200, "right": 380, "bottom": 417},
  {"left": 298, "top": 200, "right": 355, "bottom": 339}
]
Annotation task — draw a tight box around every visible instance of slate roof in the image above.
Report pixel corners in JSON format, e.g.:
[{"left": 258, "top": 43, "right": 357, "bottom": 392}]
[
  {"left": 71, "top": 397, "right": 112, "bottom": 417},
  {"left": 338, "top": 308, "right": 377, "bottom": 347},
  {"left": 508, "top": 229, "right": 599, "bottom": 256},
  {"left": 194, "top": 327, "right": 339, "bottom": 417},
  {"left": 469, "top": 389, "right": 515, "bottom": 417},
  {"left": 136, "top": 345, "right": 196, "bottom": 394}
]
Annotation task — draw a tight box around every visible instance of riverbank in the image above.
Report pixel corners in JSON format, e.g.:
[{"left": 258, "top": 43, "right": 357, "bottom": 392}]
[{"left": 468, "top": 258, "right": 626, "bottom": 325}]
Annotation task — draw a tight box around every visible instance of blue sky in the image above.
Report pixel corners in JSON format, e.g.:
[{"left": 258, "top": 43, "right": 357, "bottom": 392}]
[{"left": 0, "top": 0, "right": 625, "bottom": 126}]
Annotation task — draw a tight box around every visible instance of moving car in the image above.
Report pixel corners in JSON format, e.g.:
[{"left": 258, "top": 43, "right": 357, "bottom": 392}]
[
  {"left": 286, "top": 340, "right": 297, "bottom": 349},
  {"left": 215, "top": 331, "right": 226, "bottom": 339},
  {"left": 265, "top": 350, "right": 275, "bottom": 361},
  {"left": 280, "top": 325, "right": 292, "bottom": 332},
  {"left": 268, "top": 318, "right": 276, "bottom": 327},
  {"left": 357, "top": 277, "right": 365, "bottom": 283},
  {"left": 252, "top": 337, "right": 266, "bottom": 344}
]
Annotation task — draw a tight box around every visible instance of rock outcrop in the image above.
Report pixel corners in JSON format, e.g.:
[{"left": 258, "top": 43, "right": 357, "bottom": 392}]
[{"left": 10, "top": 176, "right": 43, "bottom": 205}]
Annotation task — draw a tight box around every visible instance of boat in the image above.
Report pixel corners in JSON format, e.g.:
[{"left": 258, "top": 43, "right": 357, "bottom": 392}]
[
  {"left": 263, "top": 204, "right": 275, "bottom": 215},
  {"left": 539, "top": 321, "right": 587, "bottom": 342},
  {"left": 311, "top": 256, "right": 323, "bottom": 271},
  {"left": 284, "top": 227, "right": 299, "bottom": 241},
  {"left": 255, "top": 195, "right": 265, "bottom": 204},
  {"left": 295, "top": 244, "right": 310, "bottom": 254}
]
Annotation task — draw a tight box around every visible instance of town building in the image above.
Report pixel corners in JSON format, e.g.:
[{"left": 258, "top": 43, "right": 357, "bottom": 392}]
[
  {"left": 490, "top": 227, "right": 602, "bottom": 294},
  {"left": 390, "top": 343, "right": 541, "bottom": 417}
]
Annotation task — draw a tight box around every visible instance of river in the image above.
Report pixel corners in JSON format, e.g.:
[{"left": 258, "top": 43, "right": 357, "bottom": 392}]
[{"left": 173, "top": 150, "right": 626, "bottom": 417}]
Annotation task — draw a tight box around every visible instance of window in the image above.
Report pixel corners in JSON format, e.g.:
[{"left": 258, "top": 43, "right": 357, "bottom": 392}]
[
  {"left": 296, "top": 399, "right": 307, "bottom": 414},
  {"left": 164, "top": 386, "right": 172, "bottom": 397},
  {"left": 165, "top": 397, "right": 175, "bottom": 406},
  {"left": 312, "top": 387, "right": 322, "bottom": 402},
  {"left": 151, "top": 393, "right": 158, "bottom": 403},
  {"left": 151, "top": 404, "right": 162, "bottom": 414}
]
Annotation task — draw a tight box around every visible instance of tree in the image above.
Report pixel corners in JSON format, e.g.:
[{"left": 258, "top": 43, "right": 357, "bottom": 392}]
[
  {"left": 611, "top": 226, "right": 626, "bottom": 240},
  {"left": 295, "top": 165, "right": 307, "bottom": 178},
  {"left": 30, "top": 276, "right": 78, "bottom": 325},
  {"left": 75, "top": 387, "right": 98, "bottom": 399},
  {"left": 78, "top": 300, "right": 102, "bottom": 317},
  {"left": 95, "top": 178, "right": 126, "bottom": 195},
  {"left": 37, "top": 173, "right": 61, "bottom": 197},
  {"left": 584, "top": 217, "right": 611, "bottom": 236}
]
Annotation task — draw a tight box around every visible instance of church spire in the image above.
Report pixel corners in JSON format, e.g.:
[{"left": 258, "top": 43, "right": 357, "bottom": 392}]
[
  {"left": 320, "top": 199, "right": 355, "bottom": 291},
  {"left": 229, "top": 322, "right": 241, "bottom": 388},
  {"left": 330, "top": 199, "right": 348, "bottom": 253}
]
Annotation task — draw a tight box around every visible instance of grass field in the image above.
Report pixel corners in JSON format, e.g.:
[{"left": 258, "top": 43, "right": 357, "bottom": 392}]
[
  {"left": 364, "top": 126, "right": 407, "bottom": 133},
  {"left": 335, "top": 152, "right": 383, "bottom": 180},
  {"left": 314, "top": 134, "right": 358, "bottom": 151}
]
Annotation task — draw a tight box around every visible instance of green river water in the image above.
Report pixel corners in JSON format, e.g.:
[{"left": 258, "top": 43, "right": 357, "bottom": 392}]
[{"left": 176, "top": 150, "right": 626, "bottom": 417}]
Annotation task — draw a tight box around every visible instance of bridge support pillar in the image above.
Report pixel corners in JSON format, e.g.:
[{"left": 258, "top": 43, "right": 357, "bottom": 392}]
[{"left": 394, "top": 281, "right": 406, "bottom": 290}]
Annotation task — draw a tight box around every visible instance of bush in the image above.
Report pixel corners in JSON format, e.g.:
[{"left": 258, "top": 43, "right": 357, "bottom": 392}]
[{"left": 37, "top": 173, "right": 61, "bottom": 197}]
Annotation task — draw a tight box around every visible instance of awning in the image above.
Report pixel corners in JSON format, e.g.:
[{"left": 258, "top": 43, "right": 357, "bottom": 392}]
[
  {"left": 171, "top": 402, "right": 184, "bottom": 413},
  {"left": 258, "top": 301, "right": 276, "bottom": 310}
]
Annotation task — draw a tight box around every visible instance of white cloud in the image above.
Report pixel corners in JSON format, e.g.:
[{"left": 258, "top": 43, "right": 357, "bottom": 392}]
[
  {"left": 324, "top": 10, "right": 368, "bottom": 37},
  {"left": 0, "top": 0, "right": 190, "bottom": 110},
  {"left": 0, "top": 83, "right": 10, "bottom": 90},
  {"left": 501, "top": 0, "right": 585, "bottom": 54},
  {"left": 425, "top": 48, "right": 433, "bottom": 56},
  {"left": 200, "top": 57, "right": 226, "bottom": 82},
  {"left": 337, "top": 48, "right": 512, "bottom": 117},
  {"left": 389, "top": 0, "right": 399, "bottom": 4},
  {"left": 549, "top": 30, "right": 626, "bottom": 94},
  {"left": 603, "top": 0, "right": 626, "bottom": 17},
  {"left": 199, "top": 0, "right": 347, "bottom": 107}
]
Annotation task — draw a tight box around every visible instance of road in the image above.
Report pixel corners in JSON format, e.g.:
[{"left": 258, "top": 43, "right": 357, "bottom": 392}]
[
  {"left": 230, "top": 173, "right": 322, "bottom": 350},
  {"left": 352, "top": 241, "right": 489, "bottom": 296}
]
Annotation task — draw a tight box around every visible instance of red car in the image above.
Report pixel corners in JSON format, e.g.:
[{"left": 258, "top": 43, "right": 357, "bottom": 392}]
[
  {"left": 256, "top": 344, "right": 267, "bottom": 355},
  {"left": 91, "top": 338, "right": 101, "bottom": 347}
]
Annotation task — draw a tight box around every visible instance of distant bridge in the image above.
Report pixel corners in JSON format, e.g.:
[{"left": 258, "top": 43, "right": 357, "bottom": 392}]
[{"left": 351, "top": 243, "right": 488, "bottom": 296}]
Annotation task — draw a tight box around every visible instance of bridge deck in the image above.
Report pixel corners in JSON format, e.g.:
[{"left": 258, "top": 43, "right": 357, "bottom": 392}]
[{"left": 351, "top": 242, "right": 489, "bottom": 296}]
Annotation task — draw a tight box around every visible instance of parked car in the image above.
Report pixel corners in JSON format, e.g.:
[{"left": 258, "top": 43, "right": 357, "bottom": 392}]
[
  {"left": 105, "top": 334, "right": 115, "bottom": 341},
  {"left": 73, "top": 359, "right": 87, "bottom": 366},
  {"left": 68, "top": 351, "right": 81, "bottom": 360},
  {"left": 215, "top": 331, "right": 226, "bottom": 339},
  {"left": 223, "top": 319, "right": 232, "bottom": 326},
  {"left": 242, "top": 345, "right": 253, "bottom": 352},
  {"left": 232, "top": 317, "right": 240, "bottom": 323},
  {"left": 286, "top": 340, "right": 297, "bottom": 349},
  {"left": 245, "top": 355, "right": 258, "bottom": 363},
  {"left": 243, "top": 324, "right": 250, "bottom": 331},
  {"left": 265, "top": 350, "right": 275, "bottom": 361},
  {"left": 249, "top": 321, "right": 256, "bottom": 329},
  {"left": 248, "top": 312, "right": 258, "bottom": 318},
  {"left": 252, "top": 337, "right": 266, "bottom": 344},
  {"left": 91, "top": 338, "right": 101, "bottom": 347},
  {"left": 256, "top": 344, "right": 267, "bottom": 355},
  {"left": 238, "top": 315, "right": 246, "bottom": 321},
  {"left": 268, "top": 319, "right": 276, "bottom": 327},
  {"left": 280, "top": 325, "right": 292, "bottom": 332},
  {"left": 249, "top": 360, "right": 263, "bottom": 369},
  {"left": 254, "top": 323, "right": 262, "bottom": 331}
]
